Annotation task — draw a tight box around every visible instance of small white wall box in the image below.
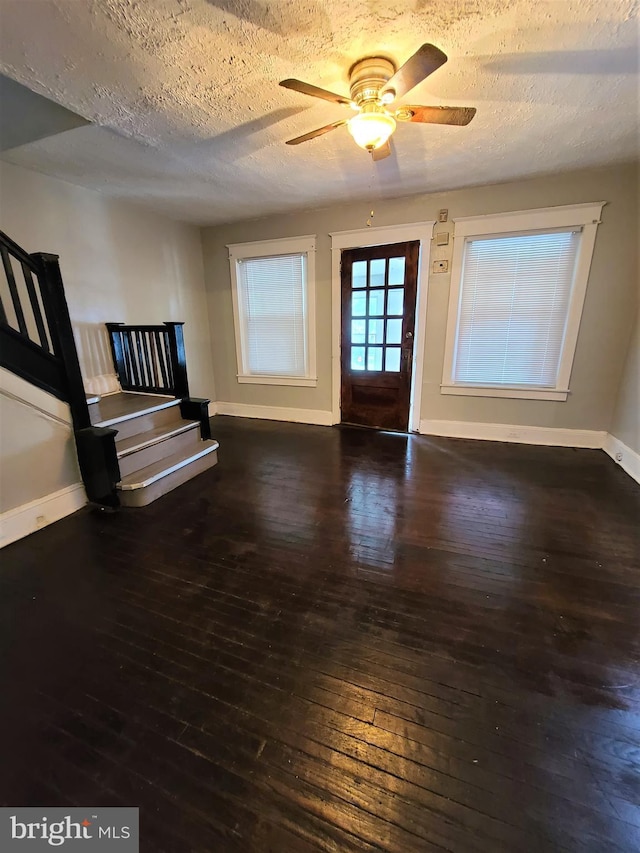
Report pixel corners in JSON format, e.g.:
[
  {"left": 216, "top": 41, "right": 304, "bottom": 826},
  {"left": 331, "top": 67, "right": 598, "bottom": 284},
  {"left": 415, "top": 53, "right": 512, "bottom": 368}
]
[
  {"left": 438, "top": 209, "right": 448, "bottom": 222},
  {"left": 433, "top": 259, "right": 449, "bottom": 273},
  {"left": 435, "top": 232, "right": 449, "bottom": 246}
]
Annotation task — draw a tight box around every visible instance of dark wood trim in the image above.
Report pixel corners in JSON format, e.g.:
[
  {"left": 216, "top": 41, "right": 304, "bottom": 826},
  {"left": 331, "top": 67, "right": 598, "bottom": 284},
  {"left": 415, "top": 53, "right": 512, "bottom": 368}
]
[
  {"left": 106, "top": 322, "right": 190, "bottom": 398},
  {"left": 1, "top": 230, "right": 119, "bottom": 508},
  {"left": 32, "top": 252, "right": 90, "bottom": 431},
  {"left": 106, "top": 322, "right": 126, "bottom": 385},
  {"left": 0, "top": 323, "right": 67, "bottom": 399},
  {"left": 74, "top": 426, "right": 121, "bottom": 507},
  {"left": 155, "top": 330, "right": 170, "bottom": 388},
  {"left": 180, "top": 397, "right": 212, "bottom": 440},
  {"left": 21, "top": 262, "right": 50, "bottom": 351},
  {"left": 165, "top": 322, "right": 189, "bottom": 398},
  {"left": 1, "top": 245, "right": 28, "bottom": 337},
  {"left": 0, "top": 229, "right": 41, "bottom": 270}
]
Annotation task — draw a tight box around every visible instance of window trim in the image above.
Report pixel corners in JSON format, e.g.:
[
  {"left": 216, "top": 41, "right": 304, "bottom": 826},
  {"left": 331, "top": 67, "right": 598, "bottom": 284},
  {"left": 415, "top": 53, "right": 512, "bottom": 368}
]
[
  {"left": 228, "top": 235, "right": 317, "bottom": 387},
  {"left": 441, "top": 202, "right": 605, "bottom": 401}
]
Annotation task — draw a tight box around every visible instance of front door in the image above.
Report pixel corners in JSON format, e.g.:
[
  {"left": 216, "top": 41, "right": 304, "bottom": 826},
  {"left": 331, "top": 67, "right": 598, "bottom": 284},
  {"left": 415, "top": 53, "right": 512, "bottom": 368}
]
[{"left": 340, "top": 241, "right": 419, "bottom": 431}]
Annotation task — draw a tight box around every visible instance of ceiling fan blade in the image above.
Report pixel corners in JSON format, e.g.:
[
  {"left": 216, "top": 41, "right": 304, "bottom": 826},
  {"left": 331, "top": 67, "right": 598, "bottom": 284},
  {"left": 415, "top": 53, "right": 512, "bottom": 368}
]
[
  {"left": 371, "top": 140, "right": 392, "bottom": 161},
  {"left": 381, "top": 43, "right": 448, "bottom": 101},
  {"left": 285, "top": 120, "right": 348, "bottom": 145},
  {"left": 280, "top": 79, "right": 354, "bottom": 107},
  {"left": 397, "top": 105, "right": 476, "bottom": 126}
]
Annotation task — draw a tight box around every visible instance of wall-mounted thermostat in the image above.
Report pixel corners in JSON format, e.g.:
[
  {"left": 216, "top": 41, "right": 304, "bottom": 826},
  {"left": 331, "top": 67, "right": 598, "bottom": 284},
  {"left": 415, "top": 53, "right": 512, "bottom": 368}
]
[{"left": 435, "top": 232, "right": 449, "bottom": 246}]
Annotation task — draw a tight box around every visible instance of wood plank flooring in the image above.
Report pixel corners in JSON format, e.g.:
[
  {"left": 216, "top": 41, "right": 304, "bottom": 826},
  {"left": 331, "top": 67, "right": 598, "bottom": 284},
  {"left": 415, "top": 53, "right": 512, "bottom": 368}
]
[{"left": 1, "top": 416, "right": 639, "bottom": 852}]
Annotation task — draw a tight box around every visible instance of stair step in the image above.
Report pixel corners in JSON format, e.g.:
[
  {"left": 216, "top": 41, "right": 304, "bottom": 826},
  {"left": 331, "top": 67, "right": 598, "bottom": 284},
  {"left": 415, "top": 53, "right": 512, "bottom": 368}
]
[
  {"left": 108, "top": 403, "right": 188, "bottom": 442},
  {"left": 116, "top": 419, "right": 199, "bottom": 459},
  {"left": 117, "top": 440, "right": 219, "bottom": 507},
  {"left": 117, "top": 421, "right": 203, "bottom": 478},
  {"left": 89, "top": 392, "right": 179, "bottom": 428},
  {"left": 118, "top": 440, "right": 219, "bottom": 491}
]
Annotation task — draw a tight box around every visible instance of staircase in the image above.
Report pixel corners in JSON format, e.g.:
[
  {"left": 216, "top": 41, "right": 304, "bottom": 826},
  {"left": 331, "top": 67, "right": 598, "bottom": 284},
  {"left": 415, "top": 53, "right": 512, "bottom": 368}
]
[
  {"left": 89, "top": 392, "right": 218, "bottom": 507},
  {"left": 0, "top": 229, "right": 219, "bottom": 510}
]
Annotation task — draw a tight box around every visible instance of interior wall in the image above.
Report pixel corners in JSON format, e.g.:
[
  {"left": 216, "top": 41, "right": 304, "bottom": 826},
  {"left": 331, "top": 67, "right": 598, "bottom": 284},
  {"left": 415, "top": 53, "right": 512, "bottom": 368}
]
[
  {"left": 610, "top": 314, "right": 640, "bottom": 456},
  {"left": 0, "top": 160, "right": 215, "bottom": 400},
  {"left": 201, "top": 162, "right": 638, "bottom": 433},
  {"left": 0, "top": 370, "right": 78, "bottom": 514}
]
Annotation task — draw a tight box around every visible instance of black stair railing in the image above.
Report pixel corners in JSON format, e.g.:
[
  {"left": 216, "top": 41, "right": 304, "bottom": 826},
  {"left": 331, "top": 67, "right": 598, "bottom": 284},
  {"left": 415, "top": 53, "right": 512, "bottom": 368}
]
[
  {"left": 106, "top": 321, "right": 189, "bottom": 398},
  {"left": 0, "top": 230, "right": 119, "bottom": 506},
  {"left": 0, "top": 230, "right": 89, "bottom": 430},
  {"left": 105, "top": 320, "right": 210, "bottom": 440}
]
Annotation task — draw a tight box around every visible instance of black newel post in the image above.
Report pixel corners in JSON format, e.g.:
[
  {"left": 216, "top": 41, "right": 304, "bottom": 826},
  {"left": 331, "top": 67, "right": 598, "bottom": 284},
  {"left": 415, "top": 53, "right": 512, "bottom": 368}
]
[
  {"left": 165, "top": 321, "right": 190, "bottom": 398},
  {"left": 32, "top": 252, "right": 90, "bottom": 431}
]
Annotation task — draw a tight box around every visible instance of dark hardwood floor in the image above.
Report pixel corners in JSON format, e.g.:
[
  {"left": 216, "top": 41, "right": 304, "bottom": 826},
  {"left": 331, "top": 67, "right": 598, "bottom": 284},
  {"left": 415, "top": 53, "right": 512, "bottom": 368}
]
[{"left": 1, "top": 416, "right": 639, "bottom": 852}]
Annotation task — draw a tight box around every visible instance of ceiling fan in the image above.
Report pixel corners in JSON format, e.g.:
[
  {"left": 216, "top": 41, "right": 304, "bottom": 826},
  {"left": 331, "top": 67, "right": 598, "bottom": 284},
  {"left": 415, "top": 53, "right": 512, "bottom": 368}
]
[{"left": 280, "top": 43, "right": 476, "bottom": 160}]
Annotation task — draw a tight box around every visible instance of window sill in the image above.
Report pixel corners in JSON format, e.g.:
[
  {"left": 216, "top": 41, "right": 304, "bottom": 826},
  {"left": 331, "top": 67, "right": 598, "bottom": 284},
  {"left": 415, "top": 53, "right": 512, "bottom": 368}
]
[
  {"left": 237, "top": 374, "right": 318, "bottom": 388},
  {"left": 440, "top": 384, "right": 569, "bottom": 401}
]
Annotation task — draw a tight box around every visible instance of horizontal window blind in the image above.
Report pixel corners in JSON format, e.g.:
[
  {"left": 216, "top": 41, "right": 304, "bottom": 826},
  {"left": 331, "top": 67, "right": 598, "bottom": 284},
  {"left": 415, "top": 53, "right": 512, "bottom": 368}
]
[
  {"left": 238, "top": 253, "right": 307, "bottom": 376},
  {"left": 453, "top": 231, "right": 580, "bottom": 387}
]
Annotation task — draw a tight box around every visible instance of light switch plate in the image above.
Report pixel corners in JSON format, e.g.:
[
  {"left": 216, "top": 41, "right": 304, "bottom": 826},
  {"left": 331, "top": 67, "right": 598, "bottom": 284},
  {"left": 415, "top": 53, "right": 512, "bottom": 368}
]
[{"left": 438, "top": 209, "right": 448, "bottom": 222}]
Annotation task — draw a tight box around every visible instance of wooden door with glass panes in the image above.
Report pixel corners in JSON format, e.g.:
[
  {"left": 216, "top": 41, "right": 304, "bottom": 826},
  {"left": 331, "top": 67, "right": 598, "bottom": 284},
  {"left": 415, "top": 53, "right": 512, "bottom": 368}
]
[{"left": 340, "top": 241, "right": 419, "bottom": 431}]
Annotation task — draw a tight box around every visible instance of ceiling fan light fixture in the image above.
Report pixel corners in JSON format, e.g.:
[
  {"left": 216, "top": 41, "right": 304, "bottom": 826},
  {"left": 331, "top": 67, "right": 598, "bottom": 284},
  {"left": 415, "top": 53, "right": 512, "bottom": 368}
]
[{"left": 347, "top": 110, "right": 396, "bottom": 151}]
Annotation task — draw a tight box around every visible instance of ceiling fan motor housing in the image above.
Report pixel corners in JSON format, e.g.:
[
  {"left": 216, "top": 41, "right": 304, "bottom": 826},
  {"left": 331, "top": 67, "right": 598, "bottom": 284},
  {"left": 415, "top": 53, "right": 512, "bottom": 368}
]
[{"left": 349, "top": 56, "right": 396, "bottom": 106}]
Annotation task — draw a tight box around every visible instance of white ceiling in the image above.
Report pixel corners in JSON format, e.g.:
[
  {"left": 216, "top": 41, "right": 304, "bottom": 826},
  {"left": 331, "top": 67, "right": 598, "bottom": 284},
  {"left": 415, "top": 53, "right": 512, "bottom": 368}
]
[{"left": 0, "top": 0, "right": 638, "bottom": 225}]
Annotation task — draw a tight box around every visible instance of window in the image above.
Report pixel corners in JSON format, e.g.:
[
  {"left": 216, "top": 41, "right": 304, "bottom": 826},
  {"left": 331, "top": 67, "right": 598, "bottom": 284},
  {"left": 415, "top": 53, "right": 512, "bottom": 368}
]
[
  {"left": 442, "top": 202, "right": 604, "bottom": 401},
  {"left": 228, "top": 235, "right": 317, "bottom": 386}
]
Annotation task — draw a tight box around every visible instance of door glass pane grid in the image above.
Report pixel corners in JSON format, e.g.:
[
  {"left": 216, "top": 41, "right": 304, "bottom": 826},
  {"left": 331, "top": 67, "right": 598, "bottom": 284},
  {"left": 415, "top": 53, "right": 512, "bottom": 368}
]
[
  {"left": 350, "top": 255, "right": 406, "bottom": 372},
  {"left": 385, "top": 347, "right": 401, "bottom": 372}
]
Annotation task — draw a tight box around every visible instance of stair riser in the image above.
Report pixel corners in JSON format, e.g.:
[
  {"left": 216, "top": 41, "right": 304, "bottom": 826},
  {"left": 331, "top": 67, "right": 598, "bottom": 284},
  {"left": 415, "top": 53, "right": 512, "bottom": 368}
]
[
  {"left": 118, "top": 449, "right": 218, "bottom": 507},
  {"left": 118, "top": 426, "right": 202, "bottom": 478},
  {"left": 110, "top": 403, "right": 182, "bottom": 442}
]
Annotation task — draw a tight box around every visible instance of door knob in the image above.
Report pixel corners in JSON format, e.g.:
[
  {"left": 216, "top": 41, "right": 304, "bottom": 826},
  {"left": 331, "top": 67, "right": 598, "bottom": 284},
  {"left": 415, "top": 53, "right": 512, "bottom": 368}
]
[{"left": 405, "top": 331, "right": 413, "bottom": 339}]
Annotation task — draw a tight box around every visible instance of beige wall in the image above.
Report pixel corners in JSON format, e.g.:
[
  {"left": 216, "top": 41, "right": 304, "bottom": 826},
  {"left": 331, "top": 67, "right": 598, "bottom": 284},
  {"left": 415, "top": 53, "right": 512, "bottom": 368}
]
[
  {"left": 0, "top": 161, "right": 216, "bottom": 515},
  {"left": 0, "top": 160, "right": 215, "bottom": 400},
  {"left": 0, "top": 370, "right": 79, "bottom": 513},
  {"left": 202, "top": 162, "right": 638, "bottom": 432},
  {"left": 610, "top": 314, "right": 640, "bottom": 455}
]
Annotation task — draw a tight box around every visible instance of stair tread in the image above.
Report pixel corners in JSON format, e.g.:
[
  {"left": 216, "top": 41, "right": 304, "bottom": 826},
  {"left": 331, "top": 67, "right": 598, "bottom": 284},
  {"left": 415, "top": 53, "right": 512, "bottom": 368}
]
[
  {"left": 116, "top": 419, "right": 199, "bottom": 458},
  {"left": 89, "top": 391, "right": 179, "bottom": 427},
  {"left": 118, "top": 439, "right": 219, "bottom": 490}
]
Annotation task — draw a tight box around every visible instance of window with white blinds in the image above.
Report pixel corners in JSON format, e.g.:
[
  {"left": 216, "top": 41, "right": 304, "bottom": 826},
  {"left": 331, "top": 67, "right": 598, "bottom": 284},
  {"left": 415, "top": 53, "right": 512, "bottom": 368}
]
[
  {"left": 228, "top": 235, "right": 317, "bottom": 386},
  {"left": 453, "top": 230, "right": 580, "bottom": 387},
  {"left": 238, "top": 254, "right": 306, "bottom": 376},
  {"left": 441, "top": 202, "right": 603, "bottom": 401}
]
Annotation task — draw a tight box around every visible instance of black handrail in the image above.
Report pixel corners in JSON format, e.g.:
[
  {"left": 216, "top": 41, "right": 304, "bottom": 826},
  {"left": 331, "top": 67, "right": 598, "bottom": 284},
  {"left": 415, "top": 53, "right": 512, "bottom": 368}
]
[{"left": 106, "top": 321, "right": 190, "bottom": 398}]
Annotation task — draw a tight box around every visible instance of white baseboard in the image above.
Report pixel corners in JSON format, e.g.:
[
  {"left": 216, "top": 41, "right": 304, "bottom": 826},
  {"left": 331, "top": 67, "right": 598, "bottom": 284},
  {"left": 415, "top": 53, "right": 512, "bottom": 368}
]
[
  {"left": 603, "top": 434, "right": 640, "bottom": 484},
  {"left": 419, "top": 419, "right": 607, "bottom": 448},
  {"left": 0, "top": 483, "right": 87, "bottom": 549},
  {"left": 213, "top": 401, "right": 333, "bottom": 426},
  {"left": 207, "top": 406, "right": 638, "bottom": 483}
]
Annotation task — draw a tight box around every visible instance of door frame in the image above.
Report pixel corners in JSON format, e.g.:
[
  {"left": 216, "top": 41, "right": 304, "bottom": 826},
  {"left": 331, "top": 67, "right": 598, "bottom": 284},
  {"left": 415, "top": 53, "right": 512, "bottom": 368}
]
[{"left": 330, "top": 221, "right": 435, "bottom": 431}]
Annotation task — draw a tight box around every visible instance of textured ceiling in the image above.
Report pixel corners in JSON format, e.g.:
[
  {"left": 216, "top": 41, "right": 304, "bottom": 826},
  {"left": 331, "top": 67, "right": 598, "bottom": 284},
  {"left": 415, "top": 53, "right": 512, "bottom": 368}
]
[{"left": 0, "top": 0, "right": 638, "bottom": 225}]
